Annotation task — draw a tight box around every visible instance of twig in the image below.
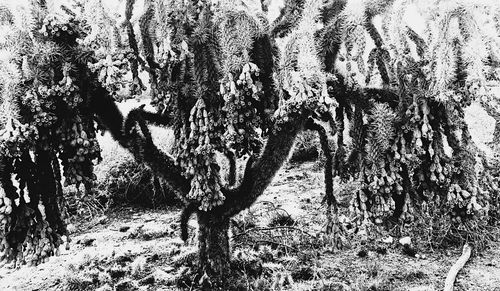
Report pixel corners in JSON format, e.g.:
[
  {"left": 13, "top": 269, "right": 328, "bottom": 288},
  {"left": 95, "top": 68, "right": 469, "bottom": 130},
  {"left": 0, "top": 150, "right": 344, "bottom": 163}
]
[
  {"left": 231, "top": 226, "right": 315, "bottom": 240},
  {"left": 244, "top": 239, "right": 302, "bottom": 253},
  {"left": 444, "top": 243, "right": 472, "bottom": 291}
]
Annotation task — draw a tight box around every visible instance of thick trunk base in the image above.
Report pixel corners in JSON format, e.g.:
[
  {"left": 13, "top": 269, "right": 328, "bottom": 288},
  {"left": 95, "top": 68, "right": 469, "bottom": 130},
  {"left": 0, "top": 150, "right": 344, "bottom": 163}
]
[{"left": 197, "top": 212, "right": 231, "bottom": 290}]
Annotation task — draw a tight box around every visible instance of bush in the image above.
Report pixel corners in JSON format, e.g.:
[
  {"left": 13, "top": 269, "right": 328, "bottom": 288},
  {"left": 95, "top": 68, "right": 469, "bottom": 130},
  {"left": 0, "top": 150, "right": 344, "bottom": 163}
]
[
  {"left": 96, "top": 157, "right": 179, "bottom": 208},
  {"left": 290, "top": 130, "right": 320, "bottom": 163},
  {"left": 268, "top": 212, "right": 295, "bottom": 227},
  {"left": 92, "top": 125, "right": 180, "bottom": 209}
]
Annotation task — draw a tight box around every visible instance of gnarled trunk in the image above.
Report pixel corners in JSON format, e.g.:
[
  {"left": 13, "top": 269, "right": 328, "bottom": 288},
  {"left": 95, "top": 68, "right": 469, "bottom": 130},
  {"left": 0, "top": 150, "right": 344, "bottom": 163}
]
[{"left": 197, "top": 212, "right": 231, "bottom": 289}]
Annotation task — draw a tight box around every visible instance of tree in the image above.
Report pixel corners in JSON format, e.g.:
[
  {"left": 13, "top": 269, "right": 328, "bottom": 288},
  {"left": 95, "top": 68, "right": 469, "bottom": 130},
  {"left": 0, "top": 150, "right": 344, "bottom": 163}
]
[{"left": 1, "top": 0, "right": 500, "bottom": 289}]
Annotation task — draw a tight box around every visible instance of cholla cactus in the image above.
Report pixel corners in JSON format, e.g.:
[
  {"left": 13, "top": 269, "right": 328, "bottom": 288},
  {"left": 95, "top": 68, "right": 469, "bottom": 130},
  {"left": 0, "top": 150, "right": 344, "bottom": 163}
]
[
  {"left": 2, "top": 0, "right": 500, "bottom": 286},
  {"left": 0, "top": 3, "right": 105, "bottom": 267}
]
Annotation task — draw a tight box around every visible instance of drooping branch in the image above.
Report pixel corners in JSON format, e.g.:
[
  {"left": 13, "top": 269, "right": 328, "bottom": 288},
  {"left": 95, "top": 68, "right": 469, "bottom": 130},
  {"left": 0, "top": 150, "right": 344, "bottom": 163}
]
[
  {"left": 223, "top": 149, "right": 236, "bottom": 186},
  {"left": 126, "top": 111, "right": 191, "bottom": 198},
  {"left": 90, "top": 87, "right": 190, "bottom": 200},
  {"left": 305, "top": 118, "right": 336, "bottom": 216}
]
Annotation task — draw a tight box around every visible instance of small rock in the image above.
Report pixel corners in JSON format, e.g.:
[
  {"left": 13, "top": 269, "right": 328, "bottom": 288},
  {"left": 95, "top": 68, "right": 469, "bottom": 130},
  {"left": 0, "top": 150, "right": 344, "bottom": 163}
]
[
  {"left": 66, "top": 224, "right": 77, "bottom": 234},
  {"left": 317, "top": 281, "right": 350, "bottom": 291},
  {"left": 402, "top": 244, "right": 417, "bottom": 257},
  {"left": 139, "top": 274, "right": 155, "bottom": 285},
  {"left": 382, "top": 236, "right": 394, "bottom": 244},
  {"left": 98, "top": 272, "right": 112, "bottom": 284},
  {"left": 168, "top": 238, "right": 184, "bottom": 248},
  {"left": 115, "top": 279, "right": 138, "bottom": 291},
  {"left": 97, "top": 215, "right": 108, "bottom": 225},
  {"left": 115, "top": 252, "right": 133, "bottom": 264},
  {"left": 399, "top": 236, "right": 412, "bottom": 246},
  {"left": 130, "top": 256, "right": 147, "bottom": 276},
  {"left": 357, "top": 249, "right": 368, "bottom": 258},
  {"left": 338, "top": 215, "right": 349, "bottom": 224},
  {"left": 153, "top": 268, "right": 175, "bottom": 284},
  {"left": 119, "top": 226, "right": 130, "bottom": 232},
  {"left": 408, "top": 285, "right": 436, "bottom": 291},
  {"left": 357, "top": 228, "right": 368, "bottom": 241},
  {"left": 95, "top": 284, "right": 113, "bottom": 291},
  {"left": 108, "top": 265, "right": 127, "bottom": 279},
  {"left": 163, "top": 265, "right": 174, "bottom": 273},
  {"left": 78, "top": 238, "right": 95, "bottom": 247},
  {"left": 147, "top": 254, "right": 159, "bottom": 263}
]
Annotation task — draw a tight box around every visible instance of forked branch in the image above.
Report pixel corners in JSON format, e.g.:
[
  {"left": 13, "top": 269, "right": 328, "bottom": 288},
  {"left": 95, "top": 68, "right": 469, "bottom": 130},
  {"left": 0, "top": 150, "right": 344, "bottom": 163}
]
[
  {"left": 90, "top": 88, "right": 190, "bottom": 201},
  {"left": 217, "top": 114, "right": 307, "bottom": 218},
  {"left": 91, "top": 87, "right": 310, "bottom": 220}
]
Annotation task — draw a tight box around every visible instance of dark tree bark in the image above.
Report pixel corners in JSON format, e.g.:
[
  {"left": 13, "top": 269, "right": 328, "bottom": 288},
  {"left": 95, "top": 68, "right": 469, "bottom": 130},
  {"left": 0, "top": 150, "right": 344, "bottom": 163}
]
[
  {"left": 197, "top": 212, "right": 231, "bottom": 288},
  {"left": 223, "top": 150, "right": 236, "bottom": 186}
]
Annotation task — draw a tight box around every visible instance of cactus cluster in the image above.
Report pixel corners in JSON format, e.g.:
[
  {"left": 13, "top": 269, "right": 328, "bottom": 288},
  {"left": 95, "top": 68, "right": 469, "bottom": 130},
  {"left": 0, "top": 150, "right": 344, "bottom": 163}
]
[
  {"left": 0, "top": 149, "right": 70, "bottom": 268},
  {"left": 58, "top": 117, "right": 100, "bottom": 187},
  {"left": 347, "top": 88, "right": 495, "bottom": 227},
  {"left": 0, "top": 203, "right": 68, "bottom": 267},
  {"left": 221, "top": 62, "right": 263, "bottom": 156},
  {"left": 0, "top": 120, "right": 38, "bottom": 158},
  {"left": 273, "top": 77, "right": 334, "bottom": 132},
  {"left": 39, "top": 14, "right": 80, "bottom": 44},
  {"left": 88, "top": 51, "right": 135, "bottom": 96},
  {"left": 176, "top": 98, "right": 225, "bottom": 211},
  {"left": 0, "top": 12, "right": 104, "bottom": 267}
]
